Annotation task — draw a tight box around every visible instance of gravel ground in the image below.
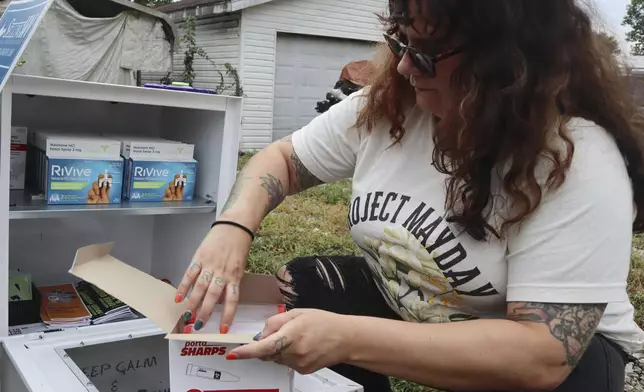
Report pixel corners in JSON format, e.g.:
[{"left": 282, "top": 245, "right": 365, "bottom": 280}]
[{"left": 626, "top": 354, "right": 644, "bottom": 391}]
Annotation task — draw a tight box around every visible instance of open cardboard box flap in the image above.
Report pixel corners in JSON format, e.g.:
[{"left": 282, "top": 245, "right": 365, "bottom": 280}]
[{"left": 69, "top": 242, "right": 283, "bottom": 344}]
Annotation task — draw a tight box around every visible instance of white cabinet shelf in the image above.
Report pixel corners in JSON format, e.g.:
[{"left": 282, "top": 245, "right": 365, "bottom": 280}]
[
  {"left": 9, "top": 74, "right": 230, "bottom": 112},
  {"left": 0, "top": 74, "right": 243, "bottom": 391},
  {"left": 9, "top": 197, "right": 217, "bottom": 220}
]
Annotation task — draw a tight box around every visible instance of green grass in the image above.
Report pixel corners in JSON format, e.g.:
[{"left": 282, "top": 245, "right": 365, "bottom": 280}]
[
  {"left": 240, "top": 152, "right": 644, "bottom": 392},
  {"left": 245, "top": 178, "right": 359, "bottom": 274}
]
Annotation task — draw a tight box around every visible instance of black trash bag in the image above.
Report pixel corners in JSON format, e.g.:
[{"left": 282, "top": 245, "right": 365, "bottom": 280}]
[
  {"left": 315, "top": 60, "right": 375, "bottom": 114},
  {"left": 315, "top": 79, "right": 365, "bottom": 114}
]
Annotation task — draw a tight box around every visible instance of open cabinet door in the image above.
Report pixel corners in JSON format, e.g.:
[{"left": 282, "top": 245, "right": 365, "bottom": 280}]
[{"left": 1, "top": 319, "right": 363, "bottom": 392}]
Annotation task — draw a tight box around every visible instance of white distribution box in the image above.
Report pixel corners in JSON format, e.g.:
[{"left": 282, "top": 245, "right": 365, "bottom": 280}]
[
  {"left": 1, "top": 318, "right": 363, "bottom": 392},
  {"left": 68, "top": 242, "right": 295, "bottom": 392}
]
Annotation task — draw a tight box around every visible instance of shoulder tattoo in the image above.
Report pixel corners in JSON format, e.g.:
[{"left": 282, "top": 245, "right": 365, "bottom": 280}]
[{"left": 290, "top": 150, "right": 324, "bottom": 192}]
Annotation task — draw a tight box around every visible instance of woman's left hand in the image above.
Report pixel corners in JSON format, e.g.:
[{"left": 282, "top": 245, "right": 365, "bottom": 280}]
[{"left": 228, "top": 309, "right": 353, "bottom": 374}]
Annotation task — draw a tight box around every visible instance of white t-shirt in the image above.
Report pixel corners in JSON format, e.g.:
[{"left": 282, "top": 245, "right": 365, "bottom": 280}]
[{"left": 291, "top": 90, "right": 644, "bottom": 354}]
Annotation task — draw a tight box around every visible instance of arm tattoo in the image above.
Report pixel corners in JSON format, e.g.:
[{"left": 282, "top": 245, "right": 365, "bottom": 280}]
[
  {"left": 508, "top": 302, "right": 606, "bottom": 367},
  {"left": 221, "top": 172, "right": 248, "bottom": 213},
  {"left": 222, "top": 165, "right": 285, "bottom": 216},
  {"left": 260, "top": 174, "right": 285, "bottom": 214},
  {"left": 290, "top": 150, "right": 324, "bottom": 192}
]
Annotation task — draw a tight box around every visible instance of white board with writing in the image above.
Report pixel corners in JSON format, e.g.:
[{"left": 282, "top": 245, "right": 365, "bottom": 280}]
[{"left": 59, "top": 334, "right": 170, "bottom": 392}]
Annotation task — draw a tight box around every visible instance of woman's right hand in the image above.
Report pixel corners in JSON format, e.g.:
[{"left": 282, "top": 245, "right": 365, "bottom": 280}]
[
  {"left": 174, "top": 138, "right": 307, "bottom": 333},
  {"left": 175, "top": 223, "right": 253, "bottom": 333}
]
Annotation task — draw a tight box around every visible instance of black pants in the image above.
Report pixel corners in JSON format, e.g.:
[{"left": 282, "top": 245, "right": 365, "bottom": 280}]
[{"left": 278, "top": 255, "right": 629, "bottom": 392}]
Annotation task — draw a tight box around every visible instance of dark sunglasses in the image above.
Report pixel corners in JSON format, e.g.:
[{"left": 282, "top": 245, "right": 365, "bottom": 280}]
[{"left": 383, "top": 33, "right": 463, "bottom": 78}]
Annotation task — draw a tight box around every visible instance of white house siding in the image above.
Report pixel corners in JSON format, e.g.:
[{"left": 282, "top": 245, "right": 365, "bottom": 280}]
[
  {"left": 239, "top": 0, "right": 387, "bottom": 150},
  {"left": 272, "top": 34, "right": 377, "bottom": 142},
  {"left": 141, "top": 11, "right": 242, "bottom": 95}
]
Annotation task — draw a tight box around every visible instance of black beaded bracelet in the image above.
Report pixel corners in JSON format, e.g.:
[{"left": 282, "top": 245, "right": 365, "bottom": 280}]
[{"left": 211, "top": 220, "right": 255, "bottom": 241}]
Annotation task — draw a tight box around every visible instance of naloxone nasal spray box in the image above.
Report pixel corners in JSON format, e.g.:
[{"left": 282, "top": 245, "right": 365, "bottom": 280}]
[
  {"left": 118, "top": 137, "right": 198, "bottom": 202},
  {"left": 31, "top": 132, "right": 124, "bottom": 205}
]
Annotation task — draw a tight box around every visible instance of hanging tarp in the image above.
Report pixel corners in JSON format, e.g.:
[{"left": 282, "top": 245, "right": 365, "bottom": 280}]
[{"left": 13, "top": 0, "right": 173, "bottom": 85}]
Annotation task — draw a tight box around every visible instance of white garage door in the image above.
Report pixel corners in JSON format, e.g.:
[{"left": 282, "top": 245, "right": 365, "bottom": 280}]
[{"left": 272, "top": 33, "right": 377, "bottom": 141}]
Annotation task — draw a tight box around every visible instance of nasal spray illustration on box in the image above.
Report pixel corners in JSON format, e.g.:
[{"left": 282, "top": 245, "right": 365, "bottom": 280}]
[{"left": 185, "top": 363, "right": 241, "bottom": 382}]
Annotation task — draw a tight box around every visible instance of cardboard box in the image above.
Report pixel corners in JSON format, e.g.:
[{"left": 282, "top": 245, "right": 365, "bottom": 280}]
[
  {"left": 10, "top": 126, "right": 27, "bottom": 189},
  {"left": 69, "top": 242, "right": 294, "bottom": 392}
]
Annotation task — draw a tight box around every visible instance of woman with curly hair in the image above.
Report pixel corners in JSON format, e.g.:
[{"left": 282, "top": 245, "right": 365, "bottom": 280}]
[{"left": 176, "top": 1, "right": 644, "bottom": 390}]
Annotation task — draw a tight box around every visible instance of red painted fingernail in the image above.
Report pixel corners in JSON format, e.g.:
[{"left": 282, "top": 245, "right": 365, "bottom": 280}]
[
  {"left": 226, "top": 352, "right": 239, "bottom": 360},
  {"left": 278, "top": 304, "right": 286, "bottom": 313},
  {"left": 183, "top": 325, "right": 193, "bottom": 334},
  {"left": 189, "top": 313, "right": 197, "bottom": 323},
  {"left": 220, "top": 324, "right": 229, "bottom": 334},
  {"left": 175, "top": 294, "right": 183, "bottom": 303}
]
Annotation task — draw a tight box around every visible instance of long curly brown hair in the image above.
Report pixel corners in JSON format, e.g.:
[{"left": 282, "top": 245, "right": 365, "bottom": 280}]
[{"left": 356, "top": 0, "right": 644, "bottom": 241}]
